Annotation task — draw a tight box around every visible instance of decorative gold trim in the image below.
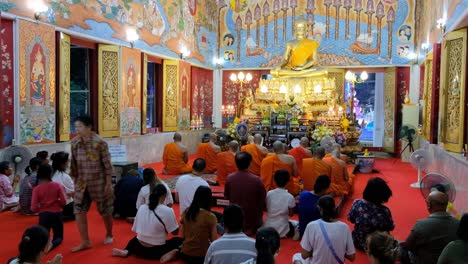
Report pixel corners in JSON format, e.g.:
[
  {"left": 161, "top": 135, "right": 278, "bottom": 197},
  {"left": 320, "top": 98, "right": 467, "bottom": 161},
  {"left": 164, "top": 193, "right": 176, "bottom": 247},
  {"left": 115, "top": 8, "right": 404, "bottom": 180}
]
[
  {"left": 58, "top": 33, "right": 70, "bottom": 142},
  {"left": 98, "top": 44, "right": 120, "bottom": 137},
  {"left": 383, "top": 67, "right": 396, "bottom": 153},
  {"left": 162, "top": 60, "right": 179, "bottom": 132},
  {"left": 327, "top": 68, "right": 345, "bottom": 103},
  {"left": 439, "top": 29, "right": 467, "bottom": 152},
  {"left": 141, "top": 53, "right": 148, "bottom": 134},
  {"left": 422, "top": 53, "right": 433, "bottom": 140}
]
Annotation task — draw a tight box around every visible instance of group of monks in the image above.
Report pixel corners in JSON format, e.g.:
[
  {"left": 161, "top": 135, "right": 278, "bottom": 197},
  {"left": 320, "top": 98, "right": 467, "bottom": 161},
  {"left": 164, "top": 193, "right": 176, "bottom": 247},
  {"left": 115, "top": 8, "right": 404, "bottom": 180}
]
[{"left": 162, "top": 132, "right": 354, "bottom": 197}]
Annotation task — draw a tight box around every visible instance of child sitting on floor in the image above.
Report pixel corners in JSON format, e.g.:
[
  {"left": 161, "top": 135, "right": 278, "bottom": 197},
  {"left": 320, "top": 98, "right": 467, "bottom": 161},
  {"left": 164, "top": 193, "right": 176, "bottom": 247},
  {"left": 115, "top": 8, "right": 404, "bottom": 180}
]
[
  {"left": 19, "top": 157, "right": 42, "bottom": 215},
  {"left": 31, "top": 164, "right": 66, "bottom": 250},
  {"left": 0, "top": 161, "right": 20, "bottom": 212},
  {"left": 263, "top": 169, "right": 299, "bottom": 239}
]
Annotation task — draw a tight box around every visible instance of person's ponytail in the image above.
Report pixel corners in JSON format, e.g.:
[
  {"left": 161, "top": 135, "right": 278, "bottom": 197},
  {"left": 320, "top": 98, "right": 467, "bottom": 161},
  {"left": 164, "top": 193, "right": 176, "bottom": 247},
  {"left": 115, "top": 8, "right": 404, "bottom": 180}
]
[
  {"left": 148, "top": 184, "right": 167, "bottom": 211},
  {"left": 255, "top": 227, "right": 280, "bottom": 264},
  {"left": 18, "top": 226, "right": 49, "bottom": 263}
]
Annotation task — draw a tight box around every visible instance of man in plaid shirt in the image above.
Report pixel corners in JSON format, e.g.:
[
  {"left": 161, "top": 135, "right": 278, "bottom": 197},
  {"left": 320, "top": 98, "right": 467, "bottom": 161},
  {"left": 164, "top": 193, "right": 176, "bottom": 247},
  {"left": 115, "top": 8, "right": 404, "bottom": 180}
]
[{"left": 70, "top": 115, "right": 114, "bottom": 252}]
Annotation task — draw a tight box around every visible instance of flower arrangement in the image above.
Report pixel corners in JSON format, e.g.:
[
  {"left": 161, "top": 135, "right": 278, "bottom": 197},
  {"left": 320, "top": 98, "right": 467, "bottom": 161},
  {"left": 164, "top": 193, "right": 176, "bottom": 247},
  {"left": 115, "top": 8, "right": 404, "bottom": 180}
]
[
  {"left": 311, "top": 125, "right": 334, "bottom": 142},
  {"left": 225, "top": 117, "right": 241, "bottom": 141},
  {"left": 334, "top": 130, "right": 348, "bottom": 147}
]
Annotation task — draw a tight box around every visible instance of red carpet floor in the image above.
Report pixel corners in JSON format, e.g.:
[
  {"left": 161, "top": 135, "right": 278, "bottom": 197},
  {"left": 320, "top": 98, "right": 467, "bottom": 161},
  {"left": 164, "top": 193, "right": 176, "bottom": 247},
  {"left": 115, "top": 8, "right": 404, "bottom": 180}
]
[{"left": 0, "top": 158, "right": 427, "bottom": 264}]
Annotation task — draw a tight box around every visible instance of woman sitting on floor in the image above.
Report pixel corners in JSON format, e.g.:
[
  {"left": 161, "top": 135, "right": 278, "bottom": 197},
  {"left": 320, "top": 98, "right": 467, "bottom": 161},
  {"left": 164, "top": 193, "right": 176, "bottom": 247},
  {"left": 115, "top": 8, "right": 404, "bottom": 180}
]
[
  {"left": 112, "top": 184, "right": 182, "bottom": 260},
  {"left": 113, "top": 169, "right": 144, "bottom": 220},
  {"left": 0, "top": 161, "right": 20, "bottom": 212},
  {"left": 19, "top": 157, "right": 41, "bottom": 215},
  {"left": 366, "top": 231, "right": 399, "bottom": 264},
  {"left": 136, "top": 168, "right": 173, "bottom": 209},
  {"left": 348, "top": 177, "right": 394, "bottom": 251},
  {"left": 51, "top": 152, "right": 75, "bottom": 221},
  {"left": 7, "top": 225, "right": 63, "bottom": 264},
  {"left": 437, "top": 213, "right": 468, "bottom": 264},
  {"left": 241, "top": 227, "right": 281, "bottom": 264}
]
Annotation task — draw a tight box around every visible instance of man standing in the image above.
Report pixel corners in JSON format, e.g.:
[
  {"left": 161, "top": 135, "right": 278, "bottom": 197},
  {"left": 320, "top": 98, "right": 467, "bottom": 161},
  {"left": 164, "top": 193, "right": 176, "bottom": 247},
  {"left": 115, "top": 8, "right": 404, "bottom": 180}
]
[
  {"left": 175, "top": 158, "right": 209, "bottom": 215},
  {"left": 70, "top": 115, "right": 114, "bottom": 252},
  {"left": 216, "top": 140, "right": 238, "bottom": 187},
  {"left": 242, "top": 134, "right": 268, "bottom": 176},
  {"left": 225, "top": 152, "right": 266, "bottom": 236},
  {"left": 162, "top": 132, "right": 192, "bottom": 175},
  {"left": 288, "top": 137, "right": 312, "bottom": 180},
  {"left": 400, "top": 191, "right": 459, "bottom": 264},
  {"left": 197, "top": 133, "right": 221, "bottom": 174},
  {"left": 261, "top": 141, "right": 300, "bottom": 195}
]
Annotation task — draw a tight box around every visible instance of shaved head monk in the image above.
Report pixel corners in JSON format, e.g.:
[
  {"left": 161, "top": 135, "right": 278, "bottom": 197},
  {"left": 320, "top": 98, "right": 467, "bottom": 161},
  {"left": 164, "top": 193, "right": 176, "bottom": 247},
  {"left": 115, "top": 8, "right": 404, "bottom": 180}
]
[
  {"left": 216, "top": 140, "right": 239, "bottom": 187},
  {"left": 324, "top": 148, "right": 353, "bottom": 196},
  {"left": 260, "top": 140, "right": 300, "bottom": 195},
  {"left": 162, "top": 132, "right": 192, "bottom": 175},
  {"left": 288, "top": 137, "right": 312, "bottom": 180},
  {"left": 241, "top": 135, "right": 255, "bottom": 151},
  {"left": 242, "top": 134, "right": 268, "bottom": 176},
  {"left": 302, "top": 147, "right": 332, "bottom": 191},
  {"left": 197, "top": 133, "right": 221, "bottom": 174}
]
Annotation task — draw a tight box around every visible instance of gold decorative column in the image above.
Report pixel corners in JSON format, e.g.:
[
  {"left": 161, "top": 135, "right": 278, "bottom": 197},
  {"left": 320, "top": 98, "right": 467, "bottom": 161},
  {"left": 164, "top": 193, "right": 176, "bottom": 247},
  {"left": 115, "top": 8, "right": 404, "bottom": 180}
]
[
  {"left": 162, "top": 60, "right": 179, "bottom": 132},
  {"left": 422, "top": 54, "right": 433, "bottom": 140},
  {"left": 439, "top": 29, "right": 467, "bottom": 152},
  {"left": 141, "top": 53, "right": 148, "bottom": 134},
  {"left": 58, "top": 33, "right": 70, "bottom": 141},
  {"left": 98, "top": 44, "right": 120, "bottom": 137},
  {"left": 383, "top": 67, "right": 396, "bottom": 153}
]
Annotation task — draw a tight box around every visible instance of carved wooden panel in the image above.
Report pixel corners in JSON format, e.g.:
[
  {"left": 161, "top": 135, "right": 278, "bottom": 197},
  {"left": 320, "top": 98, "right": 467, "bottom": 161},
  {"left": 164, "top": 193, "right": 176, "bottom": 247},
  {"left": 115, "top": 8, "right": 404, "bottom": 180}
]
[
  {"left": 58, "top": 33, "right": 70, "bottom": 142},
  {"left": 328, "top": 69, "right": 345, "bottom": 103},
  {"left": 98, "top": 45, "right": 120, "bottom": 137},
  {"left": 422, "top": 54, "right": 433, "bottom": 140},
  {"left": 383, "top": 67, "right": 396, "bottom": 153},
  {"left": 440, "top": 29, "right": 467, "bottom": 152},
  {"left": 163, "top": 60, "right": 179, "bottom": 132},
  {"left": 141, "top": 53, "right": 148, "bottom": 134}
]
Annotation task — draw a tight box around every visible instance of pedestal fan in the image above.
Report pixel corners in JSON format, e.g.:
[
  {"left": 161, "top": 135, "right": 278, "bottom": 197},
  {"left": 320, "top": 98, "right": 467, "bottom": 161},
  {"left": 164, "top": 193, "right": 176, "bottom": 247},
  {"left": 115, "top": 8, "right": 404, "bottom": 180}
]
[
  {"left": 409, "top": 149, "right": 432, "bottom": 188},
  {"left": 0, "top": 145, "right": 33, "bottom": 177},
  {"left": 420, "top": 172, "right": 456, "bottom": 205}
]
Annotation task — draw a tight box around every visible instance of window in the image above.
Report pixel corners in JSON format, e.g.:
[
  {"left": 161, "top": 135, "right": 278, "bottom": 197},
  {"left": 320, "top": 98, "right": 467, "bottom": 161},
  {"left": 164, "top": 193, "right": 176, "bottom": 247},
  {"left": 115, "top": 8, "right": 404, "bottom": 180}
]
[
  {"left": 70, "top": 46, "right": 91, "bottom": 133},
  {"left": 146, "top": 60, "right": 162, "bottom": 132}
]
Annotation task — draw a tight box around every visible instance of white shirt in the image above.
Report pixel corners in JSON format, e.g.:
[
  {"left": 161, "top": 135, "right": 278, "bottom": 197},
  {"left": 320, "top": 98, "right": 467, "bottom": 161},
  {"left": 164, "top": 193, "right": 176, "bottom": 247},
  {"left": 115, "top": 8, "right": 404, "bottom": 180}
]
[
  {"left": 263, "top": 188, "right": 295, "bottom": 237},
  {"left": 175, "top": 174, "right": 209, "bottom": 215},
  {"left": 301, "top": 219, "right": 355, "bottom": 264},
  {"left": 52, "top": 171, "right": 74, "bottom": 204},
  {"left": 132, "top": 204, "right": 178, "bottom": 245},
  {"left": 136, "top": 182, "right": 173, "bottom": 209}
]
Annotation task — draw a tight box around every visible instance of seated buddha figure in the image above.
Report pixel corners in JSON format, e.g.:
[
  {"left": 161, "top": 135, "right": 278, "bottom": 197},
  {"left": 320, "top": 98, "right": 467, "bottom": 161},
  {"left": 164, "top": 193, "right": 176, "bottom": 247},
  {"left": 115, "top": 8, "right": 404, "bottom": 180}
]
[{"left": 271, "top": 19, "right": 327, "bottom": 78}]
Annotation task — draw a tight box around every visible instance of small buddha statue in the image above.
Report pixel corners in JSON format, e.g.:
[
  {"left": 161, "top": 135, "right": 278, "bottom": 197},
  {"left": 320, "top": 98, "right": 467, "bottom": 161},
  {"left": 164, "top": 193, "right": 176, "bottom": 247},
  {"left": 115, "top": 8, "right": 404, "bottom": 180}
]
[
  {"left": 342, "top": 117, "right": 350, "bottom": 132},
  {"left": 270, "top": 19, "right": 327, "bottom": 78},
  {"left": 364, "top": 149, "right": 370, "bottom": 156}
]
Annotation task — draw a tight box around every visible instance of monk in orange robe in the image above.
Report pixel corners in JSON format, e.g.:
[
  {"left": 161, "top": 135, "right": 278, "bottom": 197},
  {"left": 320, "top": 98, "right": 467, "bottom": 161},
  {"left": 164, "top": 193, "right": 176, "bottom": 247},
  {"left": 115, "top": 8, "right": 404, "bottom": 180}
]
[
  {"left": 241, "top": 135, "right": 254, "bottom": 151},
  {"left": 197, "top": 133, "right": 221, "bottom": 174},
  {"left": 216, "top": 140, "right": 238, "bottom": 187},
  {"left": 288, "top": 137, "right": 312, "bottom": 180},
  {"left": 302, "top": 146, "right": 332, "bottom": 191},
  {"left": 323, "top": 149, "right": 354, "bottom": 196},
  {"left": 242, "top": 134, "right": 268, "bottom": 176},
  {"left": 162, "top": 132, "right": 192, "bottom": 175},
  {"left": 260, "top": 141, "right": 300, "bottom": 195}
]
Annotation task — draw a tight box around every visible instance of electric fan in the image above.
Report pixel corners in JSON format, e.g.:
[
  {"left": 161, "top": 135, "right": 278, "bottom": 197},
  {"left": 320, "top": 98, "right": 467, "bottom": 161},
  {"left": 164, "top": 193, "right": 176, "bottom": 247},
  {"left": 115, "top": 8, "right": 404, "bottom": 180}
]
[
  {"left": 399, "top": 124, "right": 418, "bottom": 154},
  {"left": 409, "top": 149, "right": 432, "bottom": 188},
  {"left": 320, "top": 136, "right": 337, "bottom": 154},
  {"left": 420, "top": 173, "right": 456, "bottom": 204},
  {"left": 0, "top": 145, "right": 33, "bottom": 176}
]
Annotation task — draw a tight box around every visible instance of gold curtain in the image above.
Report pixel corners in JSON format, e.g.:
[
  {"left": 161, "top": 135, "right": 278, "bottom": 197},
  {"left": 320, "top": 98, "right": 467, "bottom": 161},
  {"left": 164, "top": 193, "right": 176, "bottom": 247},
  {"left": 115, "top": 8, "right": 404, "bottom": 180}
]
[
  {"left": 98, "top": 44, "right": 120, "bottom": 137},
  {"left": 383, "top": 67, "right": 396, "bottom": 153},
  {"left": 439, "top": 28, "right": 467, "bottom": 152},
  {"left": 162, "top": 60, "right": 179, "bottom": 132},
  {"left": 58, "top": 33, "right": 70, "bottom": 141},
  {"left": 141, "top": 53, "right": 148, "bottom": 134}
]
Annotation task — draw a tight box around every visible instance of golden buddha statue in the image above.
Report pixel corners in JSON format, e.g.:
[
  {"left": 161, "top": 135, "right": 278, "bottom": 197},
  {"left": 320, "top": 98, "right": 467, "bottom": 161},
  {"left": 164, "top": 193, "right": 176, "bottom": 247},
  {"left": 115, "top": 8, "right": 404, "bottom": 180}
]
[{"left": 271, "top": 19, "right": 327, "bottom": 78}]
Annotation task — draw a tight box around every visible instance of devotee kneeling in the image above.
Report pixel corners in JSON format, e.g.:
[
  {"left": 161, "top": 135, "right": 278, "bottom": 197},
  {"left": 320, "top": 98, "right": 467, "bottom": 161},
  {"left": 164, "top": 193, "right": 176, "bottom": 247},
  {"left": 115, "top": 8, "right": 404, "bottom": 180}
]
[
  {"left": 240, "top": 227, "right": 281, "bottom": 264},
  {"left": 293, "top": 195, "right": 355, "bottom": 263},
  {"left": 366, "top": 231, "right": 399, "bottom": 264},
  {"left": 112, "top": 184, "right": 182, "bottom": 260},
  {"left": 7, "top": 225, "right": 63, "bottom": 264},
  {"left": 0, "top": 161, "right": 20, "bottom": 212},
  {"left": 136, "top": 168, "right": 172, "bottom": 209},
  {"left": 18, "top": 158, "right": 41, "bottom": 215},
  {"left": 263, "top": 169, "right": 299, "bottom": 239},
  {"left": 113, "top": 169, "right": 144, "bottom": 220},
  {"left": 51, "top": 152, "right": 75, "bottom": 221}
]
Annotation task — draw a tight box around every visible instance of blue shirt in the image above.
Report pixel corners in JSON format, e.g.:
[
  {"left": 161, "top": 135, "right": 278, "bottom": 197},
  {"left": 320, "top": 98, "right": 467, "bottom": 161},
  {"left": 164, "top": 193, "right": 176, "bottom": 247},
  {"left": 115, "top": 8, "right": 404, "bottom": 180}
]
[{"left": 298, "top": 190, "right": 321, "bottom": 237}]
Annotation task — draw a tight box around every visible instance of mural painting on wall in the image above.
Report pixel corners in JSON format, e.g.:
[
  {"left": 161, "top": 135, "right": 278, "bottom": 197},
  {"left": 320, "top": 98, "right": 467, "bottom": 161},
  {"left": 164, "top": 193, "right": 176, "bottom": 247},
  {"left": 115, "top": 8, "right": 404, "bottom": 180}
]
[
  {"left": 191, "top": 67, "right": 213, "bottom": 129},
  {"left": 1, "top": 19, "right": 14, "bottom": 148},
  {"left": 219, "top": 0, "right": 415, "bottom": 68},
  {"left": 179, "top": 61, "right": 191, "bottom": 130},
  {"left": 121, "top": 47, "right": 141, "bottom": 136},
  {"left": 4, "top": 0, "right": 217, "bottom": 67},
  {"left": 19, "top": 21, "right": 55, "bottom": 144}
]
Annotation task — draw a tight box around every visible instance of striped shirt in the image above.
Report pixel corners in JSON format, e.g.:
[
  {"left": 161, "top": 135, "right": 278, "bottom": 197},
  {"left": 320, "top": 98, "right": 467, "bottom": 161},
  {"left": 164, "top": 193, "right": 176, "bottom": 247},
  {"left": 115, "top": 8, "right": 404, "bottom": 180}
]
[{"left": 204, "top": 233, "right": 257, "bottom": 264}]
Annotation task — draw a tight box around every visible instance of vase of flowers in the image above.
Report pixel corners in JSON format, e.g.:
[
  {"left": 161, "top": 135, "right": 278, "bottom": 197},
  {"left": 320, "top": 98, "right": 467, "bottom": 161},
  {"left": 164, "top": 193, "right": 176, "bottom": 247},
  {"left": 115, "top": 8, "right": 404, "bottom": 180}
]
[{"left": 311, "top": 125, "right": 334, "bottom": 143}]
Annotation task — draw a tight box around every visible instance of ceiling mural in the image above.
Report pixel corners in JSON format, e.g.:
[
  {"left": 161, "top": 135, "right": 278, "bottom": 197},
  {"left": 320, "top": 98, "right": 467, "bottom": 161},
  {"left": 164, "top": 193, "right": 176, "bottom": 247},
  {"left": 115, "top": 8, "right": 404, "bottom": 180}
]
[
  {"left": 2, "top": 0, "right": 218, "bottom": 66},
  {"left": 218, "top": 0, "right": 416, "bottom": 68}
]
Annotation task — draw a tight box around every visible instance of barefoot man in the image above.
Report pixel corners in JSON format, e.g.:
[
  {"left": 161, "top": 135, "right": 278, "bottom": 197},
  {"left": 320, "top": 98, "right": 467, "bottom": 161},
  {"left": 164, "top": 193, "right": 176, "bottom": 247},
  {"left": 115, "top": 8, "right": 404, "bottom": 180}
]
[{"left": 70, "top": 115, "right": 114, "bottom": 252}]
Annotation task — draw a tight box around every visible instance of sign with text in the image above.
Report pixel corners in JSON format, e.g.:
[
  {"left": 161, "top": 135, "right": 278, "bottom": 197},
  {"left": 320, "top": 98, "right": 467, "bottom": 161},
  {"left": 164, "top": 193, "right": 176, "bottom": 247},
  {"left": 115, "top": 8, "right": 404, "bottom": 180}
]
[{"left": 109, "top": 145, "right": 127, "bottom": 163}]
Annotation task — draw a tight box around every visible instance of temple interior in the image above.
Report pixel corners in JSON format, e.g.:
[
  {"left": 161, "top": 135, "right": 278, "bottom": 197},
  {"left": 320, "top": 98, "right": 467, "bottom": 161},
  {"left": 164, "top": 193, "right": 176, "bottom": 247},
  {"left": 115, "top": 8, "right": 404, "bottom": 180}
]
[{"left": 1, "top": 0, "right": 468, "bottom": 263}]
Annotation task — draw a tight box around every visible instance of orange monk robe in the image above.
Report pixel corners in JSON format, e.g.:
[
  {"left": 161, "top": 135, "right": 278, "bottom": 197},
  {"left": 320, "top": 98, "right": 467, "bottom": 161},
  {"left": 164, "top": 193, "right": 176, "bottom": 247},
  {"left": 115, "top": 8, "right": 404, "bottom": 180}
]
[
  {"left": 325, "top": 153, "right": 348, "bottom": 163},
  {"left": 197, "top": 143, "right": 218, "bottom": 174},
  {"left": 323, "top": 156, "right": 354, "bottom": 196},
  {"left": 288, "top": 147, "right": 310, "bottom": 180},
  {"left": 243, "top": 144, "right": 266, "bottom": 176},
  {"left": 260, "top": 154, "right": 301, "bottom": 196},
  {"left": 216, "top": 152, "right": 237, "bottom": 187},
  {"left": 302, "top": 158, "right": 332, "bottom": 191},
  {"left": 162, "top": 142, "right": 192, "bottom": 175}
]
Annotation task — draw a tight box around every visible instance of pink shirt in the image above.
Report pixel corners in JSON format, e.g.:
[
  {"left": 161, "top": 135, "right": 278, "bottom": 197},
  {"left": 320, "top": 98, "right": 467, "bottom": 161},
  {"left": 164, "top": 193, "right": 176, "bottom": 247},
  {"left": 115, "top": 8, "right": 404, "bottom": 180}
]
[
  {"left": 0, "top": 174, "right": 14, "bottom": 203},
  {"left": 31, "top": 181, "right": 66, "bottom": 213}
]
